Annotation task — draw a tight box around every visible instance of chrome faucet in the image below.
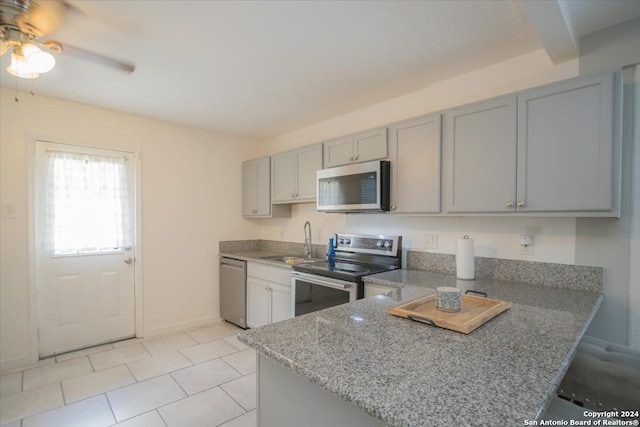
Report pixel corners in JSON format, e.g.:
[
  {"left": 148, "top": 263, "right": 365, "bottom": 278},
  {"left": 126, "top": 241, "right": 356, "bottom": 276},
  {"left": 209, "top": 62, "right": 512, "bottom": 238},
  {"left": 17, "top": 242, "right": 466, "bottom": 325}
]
[{"left": 303, "top": 221, "right": 312, "bottom": 259}]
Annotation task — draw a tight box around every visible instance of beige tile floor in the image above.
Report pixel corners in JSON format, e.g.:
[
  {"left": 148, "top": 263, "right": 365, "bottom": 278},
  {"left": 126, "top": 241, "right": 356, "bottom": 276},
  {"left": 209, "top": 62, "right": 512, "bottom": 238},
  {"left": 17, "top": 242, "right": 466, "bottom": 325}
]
[{"left": 0, "top": 322, "right": 256, "bottom": 427}]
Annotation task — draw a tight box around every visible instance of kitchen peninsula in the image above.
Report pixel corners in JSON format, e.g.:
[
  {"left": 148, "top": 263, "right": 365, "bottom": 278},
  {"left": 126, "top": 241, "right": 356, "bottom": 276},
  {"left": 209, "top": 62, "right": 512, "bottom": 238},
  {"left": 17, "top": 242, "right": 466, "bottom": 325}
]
[{"left": 238, "top": 270, "right": 603, "bottom": 427}]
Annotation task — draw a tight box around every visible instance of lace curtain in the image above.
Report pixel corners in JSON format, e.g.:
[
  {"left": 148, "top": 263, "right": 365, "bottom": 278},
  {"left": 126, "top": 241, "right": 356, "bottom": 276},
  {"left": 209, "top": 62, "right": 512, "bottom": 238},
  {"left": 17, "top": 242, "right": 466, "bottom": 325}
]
[{"left": 43, "top": 150, "right": 132, "bottom": 254}]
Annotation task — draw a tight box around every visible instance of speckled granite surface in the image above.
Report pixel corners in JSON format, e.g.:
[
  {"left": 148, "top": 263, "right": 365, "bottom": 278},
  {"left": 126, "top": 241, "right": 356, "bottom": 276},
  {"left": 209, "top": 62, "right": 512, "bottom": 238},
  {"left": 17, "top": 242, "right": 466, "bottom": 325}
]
[
  {"left": 239, "top": 275, "right": 602, "bottom": 427},
  {"left": 219, "top": 240, "right": 328, "bottom": 265},
  {"left": 407, "top": 251, "right": 603, "bottom": 292},
  {"left": 220, "top": 241, "right": 603, "bottom": 292}
]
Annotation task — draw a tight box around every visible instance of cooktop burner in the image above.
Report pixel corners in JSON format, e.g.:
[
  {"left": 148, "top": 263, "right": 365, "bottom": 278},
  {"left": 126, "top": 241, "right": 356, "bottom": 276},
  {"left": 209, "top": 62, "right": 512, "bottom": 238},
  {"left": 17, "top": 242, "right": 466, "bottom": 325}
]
[
  {"left": 331, "top": 263, "right": 370, "bottom": 274},
  {"left": 293, "top": 261, "right": 394, "bottom": 281}
]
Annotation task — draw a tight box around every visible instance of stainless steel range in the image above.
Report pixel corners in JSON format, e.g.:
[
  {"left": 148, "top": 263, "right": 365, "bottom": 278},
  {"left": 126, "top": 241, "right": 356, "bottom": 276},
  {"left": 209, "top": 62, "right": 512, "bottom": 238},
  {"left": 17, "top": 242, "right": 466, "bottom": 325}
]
[{"left": 290, "top": 233, "right": 402, "bottom": 317}]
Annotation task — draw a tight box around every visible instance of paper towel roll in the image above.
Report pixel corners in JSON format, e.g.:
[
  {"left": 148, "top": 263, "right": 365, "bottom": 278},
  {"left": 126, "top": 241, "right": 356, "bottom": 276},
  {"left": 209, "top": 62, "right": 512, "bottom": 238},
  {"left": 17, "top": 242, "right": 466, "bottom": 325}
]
[{"left": 456, "top": 236, "right": 475, "bottom": 280}]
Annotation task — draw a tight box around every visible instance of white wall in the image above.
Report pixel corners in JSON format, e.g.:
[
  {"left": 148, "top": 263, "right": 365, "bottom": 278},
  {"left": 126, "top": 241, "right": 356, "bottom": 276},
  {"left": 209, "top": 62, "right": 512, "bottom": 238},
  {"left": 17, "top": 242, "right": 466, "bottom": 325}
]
[
  {"left": 0, "top": 89, "right": 260, "bottom": 369},
  {"left": 256, "top": 49, "right": 579, "bottom": 155},
  {"left": 259, "top": 203, "right": 576, "bottom": 266},
  {"left": 629, "top": 65, "right": 640, "bottom": 350},
  {"left": 574, "top": 19, "right": 640, "bottom": 347}
]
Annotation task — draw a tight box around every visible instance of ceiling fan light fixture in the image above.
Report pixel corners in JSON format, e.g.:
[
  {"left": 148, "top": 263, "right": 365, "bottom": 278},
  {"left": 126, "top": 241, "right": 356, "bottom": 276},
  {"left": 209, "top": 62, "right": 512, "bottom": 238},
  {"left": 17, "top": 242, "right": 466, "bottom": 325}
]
[
  {"left": 7, "top": 52, "right": 39, "bottom": 79},
  {"left": 21, "top": 43, "right": 55, "bottom": 73}
]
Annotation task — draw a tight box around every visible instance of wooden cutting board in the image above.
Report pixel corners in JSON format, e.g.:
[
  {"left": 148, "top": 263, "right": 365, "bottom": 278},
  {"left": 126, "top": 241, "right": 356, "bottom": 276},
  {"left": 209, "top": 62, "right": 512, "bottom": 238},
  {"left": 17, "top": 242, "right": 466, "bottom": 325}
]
[{"left": 387, "top": 293, "right": 511, "bottom": 334}]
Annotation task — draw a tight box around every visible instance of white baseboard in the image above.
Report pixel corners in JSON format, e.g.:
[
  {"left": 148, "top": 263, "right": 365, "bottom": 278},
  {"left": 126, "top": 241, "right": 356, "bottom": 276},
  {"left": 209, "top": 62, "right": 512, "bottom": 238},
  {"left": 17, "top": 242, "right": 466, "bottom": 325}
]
[
  {"left": 142, "top": 315, "right": 222, "bottom": 338},
  {"left": 1, "top": 316, "right": 225, "bottom": 371},
  {"left": 0, "top": 354, "right": 39, "bottom": 373}
]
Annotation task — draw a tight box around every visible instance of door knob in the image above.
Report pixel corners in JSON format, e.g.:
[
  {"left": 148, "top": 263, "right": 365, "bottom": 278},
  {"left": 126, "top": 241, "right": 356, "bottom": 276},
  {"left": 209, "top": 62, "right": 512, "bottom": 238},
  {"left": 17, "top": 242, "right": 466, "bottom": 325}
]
[{"left": 124, "top": 257, "right": 133, "bottom": 264}]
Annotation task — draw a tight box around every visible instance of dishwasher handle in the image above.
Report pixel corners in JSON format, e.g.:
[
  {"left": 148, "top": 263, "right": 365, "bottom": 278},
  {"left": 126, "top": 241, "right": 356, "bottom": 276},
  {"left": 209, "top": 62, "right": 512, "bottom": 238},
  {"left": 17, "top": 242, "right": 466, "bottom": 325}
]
[
  {"left": 220, "top": 257, "right": 246, "bottom": 270},
  {"left": 221, "top": 263, "right": 244, "bottom": 271}
]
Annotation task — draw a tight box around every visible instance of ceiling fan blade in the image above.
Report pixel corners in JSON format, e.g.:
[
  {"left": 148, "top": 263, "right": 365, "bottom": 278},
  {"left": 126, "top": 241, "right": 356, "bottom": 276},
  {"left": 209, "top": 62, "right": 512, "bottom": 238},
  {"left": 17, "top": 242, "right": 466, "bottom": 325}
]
[{"left": 54, "top": 42, "right": 135, "bottom": 73}]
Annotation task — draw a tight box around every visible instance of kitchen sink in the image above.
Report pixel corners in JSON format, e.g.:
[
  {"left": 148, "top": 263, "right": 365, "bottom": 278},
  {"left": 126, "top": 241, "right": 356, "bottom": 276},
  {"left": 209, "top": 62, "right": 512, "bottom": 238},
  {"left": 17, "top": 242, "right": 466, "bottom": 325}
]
[{"left": 261, "top": 255, "right": 320, "bottom": 265}]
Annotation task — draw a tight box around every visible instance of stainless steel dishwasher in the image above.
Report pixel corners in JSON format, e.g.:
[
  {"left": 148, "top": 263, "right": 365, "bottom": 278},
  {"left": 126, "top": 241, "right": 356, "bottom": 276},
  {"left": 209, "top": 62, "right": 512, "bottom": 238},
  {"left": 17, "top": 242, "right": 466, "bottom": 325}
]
[{"left": 219, "top": 257, "right": 247, "bottom": 328}]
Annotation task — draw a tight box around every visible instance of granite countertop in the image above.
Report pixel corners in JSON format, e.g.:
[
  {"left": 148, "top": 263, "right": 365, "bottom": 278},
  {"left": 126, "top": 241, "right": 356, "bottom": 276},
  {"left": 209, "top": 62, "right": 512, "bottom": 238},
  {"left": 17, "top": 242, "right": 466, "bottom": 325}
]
[{"left": 238, "top": 270, "right": 603, "bottom": 427}]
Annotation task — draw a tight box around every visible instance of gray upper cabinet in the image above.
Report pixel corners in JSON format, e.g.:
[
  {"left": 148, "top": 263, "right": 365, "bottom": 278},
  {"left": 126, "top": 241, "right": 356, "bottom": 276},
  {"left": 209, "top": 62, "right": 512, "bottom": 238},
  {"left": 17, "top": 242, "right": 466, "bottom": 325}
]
[
  {"left": 389, "top": 113, "right": 442, "bottom": 214},
  {"left": 444, "top": 71, "right": 620, "bottom": 216},
  {"left": 445, "top": 96, "right": 517, "bottom": 213},
  {"left": 242, "top": 156, "right": 271, "bottom": 217},
  {"left": 246, "top": 72, "right": 620, "bottom": 219},
  {"left": 323, "top": 127, "right": 387, "bottom": 168},
  {"left": 516, "top": 73, "right": 617, "bottom": 213},
  {"left": 243, "top": 157, "right": 290, "bottom": 218},
  {"left": 272, "top": 144, "right": 323, "bottom": 203}
]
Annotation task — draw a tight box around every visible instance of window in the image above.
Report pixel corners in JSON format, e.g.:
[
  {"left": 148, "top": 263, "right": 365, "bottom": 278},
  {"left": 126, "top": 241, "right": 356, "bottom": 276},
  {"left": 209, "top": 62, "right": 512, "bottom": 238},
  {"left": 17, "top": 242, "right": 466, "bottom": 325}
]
[{"left": 43, "top": 151, "right": 132, "bottom": 255}]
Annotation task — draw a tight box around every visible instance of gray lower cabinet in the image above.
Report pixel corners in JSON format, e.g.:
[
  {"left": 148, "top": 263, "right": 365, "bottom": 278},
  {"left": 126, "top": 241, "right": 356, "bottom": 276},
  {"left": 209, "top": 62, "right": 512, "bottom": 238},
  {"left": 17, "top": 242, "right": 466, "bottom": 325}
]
[
  {"left": 246, "top": 263, "right": 292, "bottom": 328},
  {"left": 323, "top": 127, "right": 388, "bottom": 168},
  {"left": 445, "top": 71, "right": 620, "bottom": 216},
  {"left": 271, "top": 144, "right": 323, "bottom": 203},
  {"left": 257, "top": 354, "right": 385, "bottom": 427},
  {"left": 388, "top": 113, "right": 442, "bottom": 213}
]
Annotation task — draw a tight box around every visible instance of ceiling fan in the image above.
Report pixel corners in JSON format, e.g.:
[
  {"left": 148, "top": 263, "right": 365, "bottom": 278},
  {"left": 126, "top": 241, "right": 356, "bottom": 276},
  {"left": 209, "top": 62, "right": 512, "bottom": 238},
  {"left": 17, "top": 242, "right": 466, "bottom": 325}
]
[{"left": 0, "top": 0, "right": 135, "bottom": 79}]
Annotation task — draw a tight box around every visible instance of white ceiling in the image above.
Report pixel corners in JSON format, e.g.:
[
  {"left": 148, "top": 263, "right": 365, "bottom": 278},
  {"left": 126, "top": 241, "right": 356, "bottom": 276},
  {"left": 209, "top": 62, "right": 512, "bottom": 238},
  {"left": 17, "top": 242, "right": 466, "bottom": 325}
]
[{"left": 1, "top": 0, "right": 639, "bottom": 140}]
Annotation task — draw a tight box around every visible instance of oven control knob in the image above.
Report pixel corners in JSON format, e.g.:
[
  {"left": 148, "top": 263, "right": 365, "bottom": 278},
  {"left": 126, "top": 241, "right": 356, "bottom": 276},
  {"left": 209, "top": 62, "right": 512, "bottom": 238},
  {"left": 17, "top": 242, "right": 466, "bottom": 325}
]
[
  {"left": 376, "top": 241, "right": 383, "bottom": 247},
  {"left": 384, "top": 241, "right": 391, "bottom": 248},
  {"left": 344, "top": 238, "right": 351, "bottom": 245},
  {"left": 339, "top": 238, "right": 344, "bottom": 244}
]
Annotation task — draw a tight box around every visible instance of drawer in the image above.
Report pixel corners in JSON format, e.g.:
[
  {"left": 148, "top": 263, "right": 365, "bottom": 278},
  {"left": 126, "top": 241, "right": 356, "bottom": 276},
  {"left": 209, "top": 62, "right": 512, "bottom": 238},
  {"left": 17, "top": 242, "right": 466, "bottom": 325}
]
[{"left": 248, "top": 262, "right": 292, "bottom": 285}]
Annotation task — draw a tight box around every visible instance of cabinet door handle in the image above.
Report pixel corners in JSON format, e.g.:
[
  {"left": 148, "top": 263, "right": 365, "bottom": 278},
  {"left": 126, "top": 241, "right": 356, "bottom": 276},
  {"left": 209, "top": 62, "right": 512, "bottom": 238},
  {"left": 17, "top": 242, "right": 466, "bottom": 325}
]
[
  {"left": 353, "top": 155, "right": 358, "bottom": 161},
  {"left": 517, "top": 201, "right": 525, "bottom": 208},
  {"left": 506, "top": 201, "right": 514, "bottom": 209},
  {"left": 252, "top": 209, "right": 258, "bottom": 214},
  {"left": 391, "top": 205, "right": 396, "bottom": 211}
]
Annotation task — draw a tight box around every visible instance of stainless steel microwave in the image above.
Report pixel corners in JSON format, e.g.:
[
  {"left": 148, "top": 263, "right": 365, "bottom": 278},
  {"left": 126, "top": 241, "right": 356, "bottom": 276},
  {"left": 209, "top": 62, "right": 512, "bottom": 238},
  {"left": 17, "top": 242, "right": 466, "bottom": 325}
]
[{"left": 316, "top": 160, "right": 390, "bottom": 213}]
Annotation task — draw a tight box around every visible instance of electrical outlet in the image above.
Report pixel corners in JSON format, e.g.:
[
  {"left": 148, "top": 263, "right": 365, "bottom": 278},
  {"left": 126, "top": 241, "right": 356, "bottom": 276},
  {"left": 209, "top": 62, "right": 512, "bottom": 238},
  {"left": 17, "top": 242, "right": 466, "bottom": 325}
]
[
  {"left": 279, "top": 228, "right": 285, "bottom": 240},
  {"left": 424, "top": 233, "right": 438, "bottom": 250},
  {"left": 520, "top": 244, "right": 534, "bottom": 255}
]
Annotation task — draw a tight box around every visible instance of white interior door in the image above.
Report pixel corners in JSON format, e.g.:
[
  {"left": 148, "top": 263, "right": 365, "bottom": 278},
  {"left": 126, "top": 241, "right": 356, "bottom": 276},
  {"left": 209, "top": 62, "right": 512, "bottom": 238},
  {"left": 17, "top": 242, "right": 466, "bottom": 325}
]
[{"left": 34, "top": 141, "right": 136, "bottom": 357}]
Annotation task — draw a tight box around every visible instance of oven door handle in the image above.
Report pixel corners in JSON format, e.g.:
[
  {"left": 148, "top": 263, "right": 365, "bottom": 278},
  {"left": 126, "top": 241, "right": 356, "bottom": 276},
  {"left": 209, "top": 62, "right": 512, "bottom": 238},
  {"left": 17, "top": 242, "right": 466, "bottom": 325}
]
[{"left": 291, "top": 272, "right": 351, "bottom": 290}]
